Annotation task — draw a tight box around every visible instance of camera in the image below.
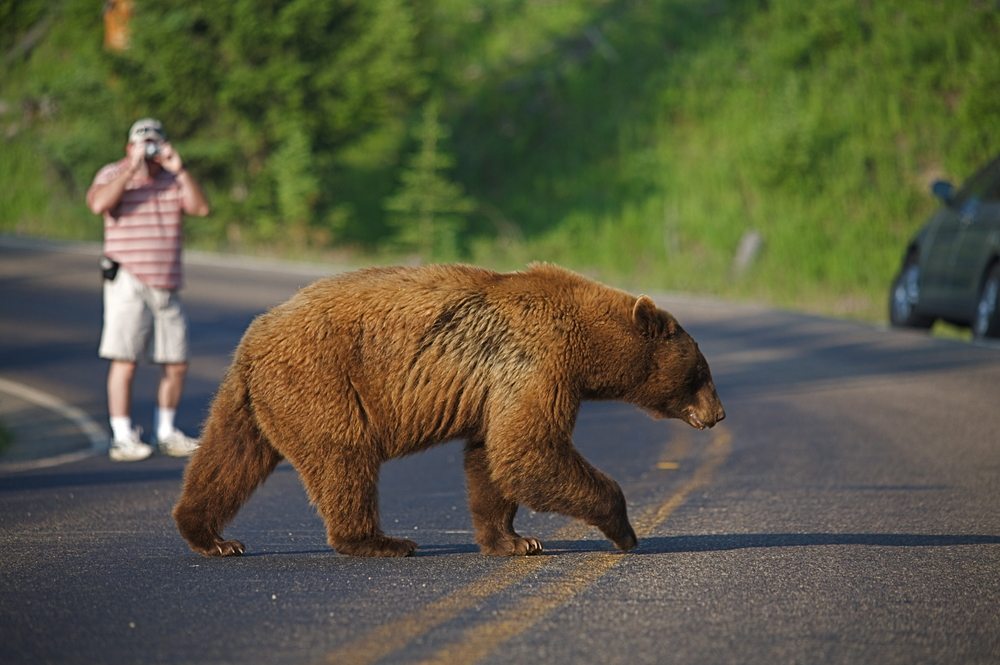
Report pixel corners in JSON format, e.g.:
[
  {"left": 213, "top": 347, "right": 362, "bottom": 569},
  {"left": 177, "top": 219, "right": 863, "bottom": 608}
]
[{"left": 144, "top": 141, "right": 160, "bottom": 159}]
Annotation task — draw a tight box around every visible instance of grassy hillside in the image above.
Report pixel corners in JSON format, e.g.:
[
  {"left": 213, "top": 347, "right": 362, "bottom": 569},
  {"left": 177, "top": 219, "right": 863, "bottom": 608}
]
[
  {"left": 449, "top": 0, "right": 1000, "bottom": 319},
  {"left": 2, "top": 0, "right": 998, "bottom": 323}
]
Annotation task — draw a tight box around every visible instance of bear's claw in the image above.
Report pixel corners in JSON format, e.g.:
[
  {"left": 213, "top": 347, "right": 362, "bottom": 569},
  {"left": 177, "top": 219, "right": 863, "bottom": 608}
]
[
  {"left": 518, "top": 536, "right": 544, "bottom": 555},
  {"left": 201, "top": 538, "right": 245, "bottom": 557},
  {"left": 480, "top": 535, "right": 543, "bottom": 556}
]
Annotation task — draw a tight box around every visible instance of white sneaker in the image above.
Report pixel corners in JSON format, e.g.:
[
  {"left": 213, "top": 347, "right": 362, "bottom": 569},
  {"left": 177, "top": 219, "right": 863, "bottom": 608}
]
[
  {"left": 157, "top": 429, "right": 200, "bottom": 457},
  {"left": 109, "top": 428, "right": 154, "bottom": 462}
]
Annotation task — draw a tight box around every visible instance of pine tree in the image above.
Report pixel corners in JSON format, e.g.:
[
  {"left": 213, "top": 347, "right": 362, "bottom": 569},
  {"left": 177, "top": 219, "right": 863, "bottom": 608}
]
[{"left": 384, "top": 96, "right": 475, "bottom": 260}]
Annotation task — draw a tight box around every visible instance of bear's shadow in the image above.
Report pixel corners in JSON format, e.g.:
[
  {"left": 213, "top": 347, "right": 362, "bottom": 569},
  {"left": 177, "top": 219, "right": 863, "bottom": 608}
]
[
  {"left": 634, "top": 533, "right": 1000, "bottom": 553},
  {"left": 238, "top": 532, "right": 1000, "bottom": 558}
]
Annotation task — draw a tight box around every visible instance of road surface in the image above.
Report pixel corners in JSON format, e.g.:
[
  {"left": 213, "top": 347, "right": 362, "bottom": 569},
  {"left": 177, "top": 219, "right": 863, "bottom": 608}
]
[{"left": 1, "top": 239, "right": 998, "bottom": 664}]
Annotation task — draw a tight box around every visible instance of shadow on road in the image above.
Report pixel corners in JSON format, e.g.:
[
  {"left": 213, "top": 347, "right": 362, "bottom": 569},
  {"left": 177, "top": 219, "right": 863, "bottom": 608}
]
[
  {"left": 251, "top": 532, "right": 1000, "bottom": 558},
  {"left": 685, "top": 313, "right": 1000, "bottom": 401},
  {"left": 0, "top": 465, "right": 185, "bottom": 492},
  {"left": 637, "top": 532, "right": 1000, "bottom": 553},
  {"left": 0, "top": 456, "right": 299, "bottom": 492}
]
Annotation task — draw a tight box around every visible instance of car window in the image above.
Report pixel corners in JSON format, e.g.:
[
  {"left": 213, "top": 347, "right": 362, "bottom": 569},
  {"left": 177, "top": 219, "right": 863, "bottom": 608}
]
[{"left": 955, "top": 155, "right": 1000, "bottom": 203}]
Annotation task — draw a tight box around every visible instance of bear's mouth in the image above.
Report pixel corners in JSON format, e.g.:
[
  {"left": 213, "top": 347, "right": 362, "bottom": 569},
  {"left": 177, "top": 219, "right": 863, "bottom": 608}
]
[
  {"left": 683, "top": 410, "right": 709, "bottom": 430},
  {"left": 647, "top": 406, "right": 714, "bottom": 429}
]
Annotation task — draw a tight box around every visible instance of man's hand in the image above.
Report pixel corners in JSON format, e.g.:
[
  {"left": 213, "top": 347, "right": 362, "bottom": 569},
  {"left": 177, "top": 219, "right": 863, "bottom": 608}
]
[
  {"left": 157, "top": 142, "right": 210, "bottom": 216},
  {"left": 125, "top": 142, "right": 145, "bottom": 174},
  {"left": 157, "top": 142, "right": 184, "bottom": 174}
]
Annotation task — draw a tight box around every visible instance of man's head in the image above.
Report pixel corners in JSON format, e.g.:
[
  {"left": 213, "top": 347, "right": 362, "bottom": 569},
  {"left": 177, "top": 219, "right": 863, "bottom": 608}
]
[
  {"left": 128, "top": 118, "right": 166, "bottom": 145},
  {"left": 127, "top": 118, "right": 167, "bottom": 165}
]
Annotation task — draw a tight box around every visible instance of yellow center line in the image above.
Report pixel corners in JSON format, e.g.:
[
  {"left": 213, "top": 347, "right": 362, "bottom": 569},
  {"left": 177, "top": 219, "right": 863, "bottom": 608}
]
[
  {"left": 633, "top": 425, "right": 731, "bottom": 535},
  {"left": 324, "top": 424, "right": 732, "bottom": 665},
  {"left": 414, "top": 425, "right": 732, "bottom": 665},
  {"left": 326, "top": 523, "right": 593, "bottom": 664}
]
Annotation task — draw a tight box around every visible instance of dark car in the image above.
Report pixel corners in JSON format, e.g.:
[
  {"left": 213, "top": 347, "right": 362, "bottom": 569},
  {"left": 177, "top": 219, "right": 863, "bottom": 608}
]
[{"left": 890, "top": 154, "right": 1000, "bottom": 339}]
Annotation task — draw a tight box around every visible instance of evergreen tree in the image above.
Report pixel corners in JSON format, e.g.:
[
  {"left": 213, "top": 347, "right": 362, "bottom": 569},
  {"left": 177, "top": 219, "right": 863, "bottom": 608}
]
[
  {"left": 112, "top": 0, "right": 423, "bottom": 247},
  {"left": 385, "top": 96, "right": 475, "bottom": 260}
]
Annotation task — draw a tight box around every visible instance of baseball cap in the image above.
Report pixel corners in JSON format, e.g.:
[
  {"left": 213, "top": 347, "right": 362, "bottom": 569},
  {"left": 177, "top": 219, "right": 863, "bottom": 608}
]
[{"left": 128, "top": 118, "right": 166, "bottom": 143}]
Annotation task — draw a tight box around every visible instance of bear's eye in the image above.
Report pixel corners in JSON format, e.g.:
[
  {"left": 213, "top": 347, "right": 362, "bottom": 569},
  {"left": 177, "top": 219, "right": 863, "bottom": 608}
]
[{"left": 686, "top": 359, "right": 710, "bottom": 390}]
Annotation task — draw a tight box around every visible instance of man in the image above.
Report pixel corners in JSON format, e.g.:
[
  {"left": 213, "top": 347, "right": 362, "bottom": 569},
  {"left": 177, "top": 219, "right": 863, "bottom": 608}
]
[{"left": 86, "top": 118, "right": 210, "bottom": 461}]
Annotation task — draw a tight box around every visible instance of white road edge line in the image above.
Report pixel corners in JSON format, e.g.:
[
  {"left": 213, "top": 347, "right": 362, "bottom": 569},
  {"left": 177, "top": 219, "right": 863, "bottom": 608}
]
[{"left": 0, "top": 376, "right": 107, "bottom": 472}]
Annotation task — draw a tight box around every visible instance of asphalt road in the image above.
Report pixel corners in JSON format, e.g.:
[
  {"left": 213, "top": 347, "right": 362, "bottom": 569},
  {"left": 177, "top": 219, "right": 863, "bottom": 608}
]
[{"left": 1, "top": 239, "right": 998, "bottom": 665}]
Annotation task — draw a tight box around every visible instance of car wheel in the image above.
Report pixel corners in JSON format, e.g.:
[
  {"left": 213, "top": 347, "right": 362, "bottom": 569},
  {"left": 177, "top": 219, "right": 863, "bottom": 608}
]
[
  {"left": 972, "top": 264, "right": 1000, "bottom": 339},
  {"left": 889, "top": 258, "right": 934, "bottom": 329}
]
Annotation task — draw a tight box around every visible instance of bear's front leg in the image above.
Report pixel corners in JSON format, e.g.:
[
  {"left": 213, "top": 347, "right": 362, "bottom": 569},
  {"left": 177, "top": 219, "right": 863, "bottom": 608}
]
[
  {"left": 485, "top": 400, "right": 638, "bottom": 552},
  {"left": 589, "top": 482, "right": 638, "bottom": 552},
  {"left": 464, "top": 441, "right": 543, "bottom": 556}
]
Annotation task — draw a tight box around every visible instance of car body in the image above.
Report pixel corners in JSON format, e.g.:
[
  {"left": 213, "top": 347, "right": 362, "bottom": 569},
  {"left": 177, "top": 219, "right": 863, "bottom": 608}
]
[{"left": 890, "top": 154, "right": 1000, "bottom": 339}]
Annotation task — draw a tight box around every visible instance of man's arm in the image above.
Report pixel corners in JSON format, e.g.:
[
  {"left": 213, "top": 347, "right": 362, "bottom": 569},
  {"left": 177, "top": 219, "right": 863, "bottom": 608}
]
[
  {"left": 174, "top": 169, "right": 211, "bottom": 217},
  {"left": 159, "top": 143, "right": 210, "bottom": 217},
  {"left": 86, "top": 149, "right": 142, "bottom": 215}
]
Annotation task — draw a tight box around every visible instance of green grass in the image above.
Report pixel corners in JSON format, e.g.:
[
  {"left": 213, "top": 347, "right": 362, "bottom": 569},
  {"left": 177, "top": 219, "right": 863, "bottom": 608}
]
[
  {"left": 2, "top": 0, "right": 998, "bottom": 324},
  {"left": 463, "top": 0, "right": 1000, "bottom": 322}
]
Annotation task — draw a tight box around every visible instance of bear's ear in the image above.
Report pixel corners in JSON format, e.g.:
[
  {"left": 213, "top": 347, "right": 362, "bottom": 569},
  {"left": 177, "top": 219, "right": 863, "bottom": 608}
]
[{"left": 632, "top": 295, "right": 677, "bottom": 338}]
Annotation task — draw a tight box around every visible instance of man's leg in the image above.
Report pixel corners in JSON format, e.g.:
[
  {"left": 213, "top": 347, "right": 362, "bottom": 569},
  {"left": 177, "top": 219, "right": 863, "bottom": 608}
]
[
  {"left": 156, "top": 362, "right": 187, "bottom": 439},
  {"left": 158, "top": 361, "right": 188, "bottom": 412},
  {"left": 100, "top": 268, "right": 153, "bottom": 460},
  {"left": 150, "top": 283, "right": 196, "bottom": 453},
  {"left": 106, "top": 359, "right": 152, "bottom": 460},
  {"left": 108, "top": 359, "right": 137, "bottom": 418},
  {"left": 156, "top": 362, "right": 199, "bottom": 455}
]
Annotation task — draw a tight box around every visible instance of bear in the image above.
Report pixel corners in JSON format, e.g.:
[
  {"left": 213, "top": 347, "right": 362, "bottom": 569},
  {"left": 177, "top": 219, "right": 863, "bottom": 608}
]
[{"left": 173, "top": 263, "right": 725, "bottom": 558}]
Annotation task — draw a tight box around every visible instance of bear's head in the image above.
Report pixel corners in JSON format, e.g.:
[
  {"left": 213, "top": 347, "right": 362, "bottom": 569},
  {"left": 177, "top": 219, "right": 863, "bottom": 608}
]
[{"left": 629, "top": 296, "right": 725, "bottom": 430}]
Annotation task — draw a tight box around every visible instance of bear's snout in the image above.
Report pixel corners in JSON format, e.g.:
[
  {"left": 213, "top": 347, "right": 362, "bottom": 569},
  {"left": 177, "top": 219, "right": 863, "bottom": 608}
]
[{"left": 684, "top": 389, "right": 725, "bottom": 430}]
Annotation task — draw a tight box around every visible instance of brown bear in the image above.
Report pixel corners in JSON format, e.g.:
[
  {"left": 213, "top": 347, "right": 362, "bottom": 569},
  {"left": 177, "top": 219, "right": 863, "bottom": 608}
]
[{"left": 173, "top": 263, "right": 724, "bottom": 557}]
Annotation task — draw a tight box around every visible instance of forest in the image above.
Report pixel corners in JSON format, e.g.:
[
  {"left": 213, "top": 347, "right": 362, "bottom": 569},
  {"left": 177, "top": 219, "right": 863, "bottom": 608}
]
[{"left": 2, "top": 0, "right": 998, "bottom": 322}]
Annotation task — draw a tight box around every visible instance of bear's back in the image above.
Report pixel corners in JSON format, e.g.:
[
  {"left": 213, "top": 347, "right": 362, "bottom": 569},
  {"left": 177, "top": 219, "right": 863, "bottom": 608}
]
[
  {"left": 235, "top": 263, "right": 639, "bottom": 454},
  {"left": 242, "top": 263, "right": 635, "bottom": 368}
]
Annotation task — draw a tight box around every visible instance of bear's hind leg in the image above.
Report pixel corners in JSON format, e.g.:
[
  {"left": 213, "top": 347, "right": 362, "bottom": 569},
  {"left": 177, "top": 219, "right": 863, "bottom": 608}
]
[
  {"left": 173, "top": 369, "right": 283, "bottom": 557},
  {"left": 296, "top": 448, "right": 416, "bottom": 557},
  {"left": 464, "top": 441, "right": 542, "bottom": 556}
]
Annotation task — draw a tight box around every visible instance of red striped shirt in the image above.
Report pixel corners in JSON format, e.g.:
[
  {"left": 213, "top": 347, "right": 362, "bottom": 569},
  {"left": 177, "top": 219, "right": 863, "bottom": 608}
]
[{"left": 90, "top": 159, "right": 186, "bottom": 290}]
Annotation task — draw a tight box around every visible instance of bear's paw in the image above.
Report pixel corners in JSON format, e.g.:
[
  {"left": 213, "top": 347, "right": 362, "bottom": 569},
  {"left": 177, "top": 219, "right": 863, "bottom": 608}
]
[
  {"left": 197, "top": 538, "right": 246, "bottom": 557},
  {"left": 480, "top": 535, "right": 544, "bottom": 557},
  {"left": 335, "top": 535, "right": 418, "bottom": 557}
]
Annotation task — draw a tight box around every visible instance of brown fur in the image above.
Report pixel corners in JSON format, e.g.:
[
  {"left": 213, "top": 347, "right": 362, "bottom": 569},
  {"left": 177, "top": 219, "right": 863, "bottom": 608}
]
[{"left": 173, "top": 263, "right": 724, "bottom": 557}]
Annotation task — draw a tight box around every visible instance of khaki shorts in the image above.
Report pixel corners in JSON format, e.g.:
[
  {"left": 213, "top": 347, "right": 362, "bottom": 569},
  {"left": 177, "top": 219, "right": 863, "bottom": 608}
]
[{"left": 99, "top": 267, "right": 188, "bottom": 364}]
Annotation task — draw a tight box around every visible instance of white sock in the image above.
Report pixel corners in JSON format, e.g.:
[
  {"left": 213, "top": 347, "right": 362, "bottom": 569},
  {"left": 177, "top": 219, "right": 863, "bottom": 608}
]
[
  {"left": 156, "top": 407, "right": 176, "bottom": 441},
  {"left": 110, "top": 416, "right": 133, "bottom": 442}
]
